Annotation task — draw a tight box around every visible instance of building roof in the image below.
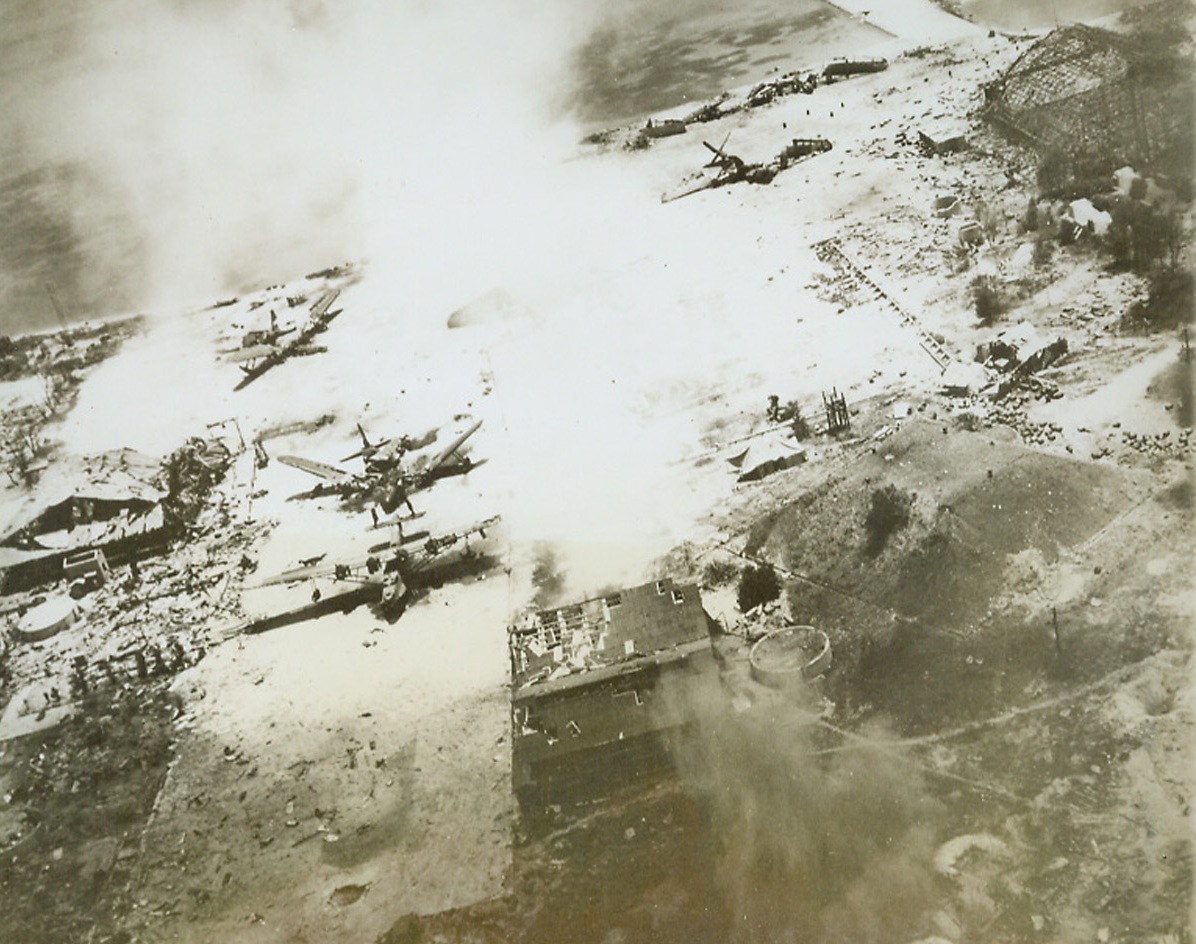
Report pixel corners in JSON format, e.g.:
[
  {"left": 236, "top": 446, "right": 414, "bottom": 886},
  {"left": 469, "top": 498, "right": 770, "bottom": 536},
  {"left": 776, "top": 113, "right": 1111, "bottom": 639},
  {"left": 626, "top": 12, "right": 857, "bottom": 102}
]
[
  {"left": 509, "top": 578, "right": 710, "bottom": 693},
  {"left": 997, "top": 24, "right": 1134, "bottom": 114},
  {"left": 0, "top": 450, "right": 165, "bottom": 544},
  {"left": 985, "top": 24, "right": 1194, "bottom": 173}
]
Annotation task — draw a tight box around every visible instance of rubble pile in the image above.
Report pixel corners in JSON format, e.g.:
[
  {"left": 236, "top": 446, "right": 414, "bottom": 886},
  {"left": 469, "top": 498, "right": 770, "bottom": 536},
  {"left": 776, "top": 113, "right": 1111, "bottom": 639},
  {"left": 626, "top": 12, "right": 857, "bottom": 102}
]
[
  {"left": 1116, "top": 425, "right": 1191, "bottom": 460},
  {"left": 160, "top": 438, "right": 234, "bottom": 530},
  {"left": 0, "top": 423, "right": 262, "bottom": 941},
  {"left": 981, "top": 377, "right": 1064, "bottom": 445},
  {"left": 1, "top": 320, "right": 144, "bottom": 487},
  {"left": 735, "top": 596, "right": 791, "bottom": 642}
]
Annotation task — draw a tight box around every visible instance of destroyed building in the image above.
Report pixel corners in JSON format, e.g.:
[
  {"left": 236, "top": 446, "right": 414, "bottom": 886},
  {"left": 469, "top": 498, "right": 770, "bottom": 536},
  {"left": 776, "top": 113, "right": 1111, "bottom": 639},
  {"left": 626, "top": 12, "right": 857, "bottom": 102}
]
[
  {"left": 984, "top": 24, "right": 1194, "bottom": 177},
  {"left": 508, "top": 578, "right": 715, "bottom": 806},
  {"left": 0, "top": 450, "right": 170, "bottom": 593}
]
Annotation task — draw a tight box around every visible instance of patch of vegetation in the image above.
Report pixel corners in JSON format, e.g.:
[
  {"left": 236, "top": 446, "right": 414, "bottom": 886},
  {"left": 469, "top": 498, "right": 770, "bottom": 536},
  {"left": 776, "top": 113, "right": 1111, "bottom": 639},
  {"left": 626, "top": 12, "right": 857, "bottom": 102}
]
[
  {"left": 1036, "top": 148, "right": 1117, "bottom": 197},
  {"left": 737, "top": 563, "right": 781, "bottom": 612},
  {"left": 1033, "top": 232, "right": 1055, "bottom": 268},
  {"left": 954, "top": 412, "right": 984, "bottom": 432},
  {"left": 1106, "top": 203, "right": 1184, "bottom": 273},
  {"left": 971, "top": 274, "right": 1004, "bottom": 325},
  {"left": 701, "top": 557, "right": 740, "bottom": 589},
  {"left": 1121, "top": 269, "right": 1195, "bottom": 331},
  {"left": 863, "top": 485, "right": 914, "bottom": 557},
  {"left": 1021, "top": 198, "right": 1040, "bottom": 232}
]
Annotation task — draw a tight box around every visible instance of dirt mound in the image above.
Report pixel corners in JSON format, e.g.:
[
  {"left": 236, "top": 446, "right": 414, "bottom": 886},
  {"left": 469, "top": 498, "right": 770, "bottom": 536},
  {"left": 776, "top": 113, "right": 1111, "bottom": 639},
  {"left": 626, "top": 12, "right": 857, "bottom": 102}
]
[{"left": 750, "top": 420, "right": 1148, "bottom": 629}]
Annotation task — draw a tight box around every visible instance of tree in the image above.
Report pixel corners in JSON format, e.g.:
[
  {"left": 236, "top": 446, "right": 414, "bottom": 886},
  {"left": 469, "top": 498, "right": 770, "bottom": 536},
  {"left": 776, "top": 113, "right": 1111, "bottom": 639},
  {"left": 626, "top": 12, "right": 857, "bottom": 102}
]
[
  {"left": 971, "top": 274, "right": 1003, "bottom": 325},
  {"left": 702, "top": 557, "right": 741, "bottom": 589},
  {"left": 1032, "top": 233, "right": 1054, "bottom": 268},
  {"left": 737, "top": 564, "right": 781, "bottom": 612},
  {"left": 1022, "top": 199, "right": 1040, "bottom": 233},
  {"left": 864, "top": 485, "right": 914, "bottom": 556}
]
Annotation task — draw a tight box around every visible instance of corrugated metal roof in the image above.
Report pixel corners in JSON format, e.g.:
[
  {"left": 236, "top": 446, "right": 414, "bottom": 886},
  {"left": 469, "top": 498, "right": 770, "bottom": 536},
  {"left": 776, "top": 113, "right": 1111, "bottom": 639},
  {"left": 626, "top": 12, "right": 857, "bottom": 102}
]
[{"left": 510, "top": 578, "right": 710, "bottom": 691}]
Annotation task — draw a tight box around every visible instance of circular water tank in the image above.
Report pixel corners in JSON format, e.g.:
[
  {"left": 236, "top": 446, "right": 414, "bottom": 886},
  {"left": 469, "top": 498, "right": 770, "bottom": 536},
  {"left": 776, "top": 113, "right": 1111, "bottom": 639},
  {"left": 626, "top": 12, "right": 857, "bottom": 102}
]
[
  {"left": 16, "top": 596, "right": 82, "bottom": 642},
  {"left": 749, "top": 624, "right": 831, "bottom": 688}
]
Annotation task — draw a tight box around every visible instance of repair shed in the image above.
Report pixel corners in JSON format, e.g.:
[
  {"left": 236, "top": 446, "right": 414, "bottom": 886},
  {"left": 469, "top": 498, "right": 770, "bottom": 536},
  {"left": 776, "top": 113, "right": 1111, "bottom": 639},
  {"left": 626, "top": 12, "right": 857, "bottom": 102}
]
[
  {"left": 918, "top": 125, "right": 969, "bottom": 156},
  {"left": 727, "top": 434, "right": 807, "bottom": 483},
  {"left": 508, "top": 578, "right": 715, "bottom": 807}
]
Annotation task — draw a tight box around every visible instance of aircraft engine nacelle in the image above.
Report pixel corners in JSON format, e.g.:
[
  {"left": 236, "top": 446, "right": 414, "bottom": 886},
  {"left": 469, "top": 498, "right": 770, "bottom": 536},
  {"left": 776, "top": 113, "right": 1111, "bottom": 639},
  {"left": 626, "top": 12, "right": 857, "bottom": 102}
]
[
  {"left": 377, "top": 478, "right": 408, "bottom": 515},
  {"left": 381, "top": 574, "right": 406, "bottom": 605}
]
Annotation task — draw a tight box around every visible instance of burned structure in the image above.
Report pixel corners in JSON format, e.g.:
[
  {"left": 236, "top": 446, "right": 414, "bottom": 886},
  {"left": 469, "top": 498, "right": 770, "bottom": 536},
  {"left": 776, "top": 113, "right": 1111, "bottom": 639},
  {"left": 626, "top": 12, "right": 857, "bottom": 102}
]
[
  {"left": 508, "top": 578, "right": 714, "bottom": 806},
  {"left": 0, "top": 451, "right": 170, "bottom": 593},
  {"left": 984, "top": 24, "right": 1194, "bottom": 178}
]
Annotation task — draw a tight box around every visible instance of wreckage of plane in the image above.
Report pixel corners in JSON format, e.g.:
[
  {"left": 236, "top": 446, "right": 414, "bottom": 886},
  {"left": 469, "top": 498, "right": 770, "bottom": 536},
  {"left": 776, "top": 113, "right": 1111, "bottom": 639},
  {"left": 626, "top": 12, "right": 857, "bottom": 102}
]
[
  {"left": 277, "top": 418, "right": 484, "bottom": 514},
  {"left": 245, "top": 515, "right": 502, "bottom": 632},
  {"left": 340, "top": 422, "right": 439, "bottom": 470},
  {"left": 662, "top": 135, "right": 832, "bottom": 202},
  {"left": 232, "top": 289, "right": 342, "bottom": 391}
]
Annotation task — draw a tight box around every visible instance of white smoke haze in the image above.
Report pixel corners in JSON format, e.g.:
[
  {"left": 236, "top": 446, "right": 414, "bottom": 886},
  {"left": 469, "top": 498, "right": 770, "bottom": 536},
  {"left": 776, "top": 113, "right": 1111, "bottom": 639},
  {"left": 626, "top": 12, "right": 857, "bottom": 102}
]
[
  {"left": 12, "top": 0, "right": 602, "bottom": 319},
  {"left": 9, "top": 0, "right": 763, "bottom": 597},
  {"left": 13, "top": 0, "right": 899, "bottom": 599}
]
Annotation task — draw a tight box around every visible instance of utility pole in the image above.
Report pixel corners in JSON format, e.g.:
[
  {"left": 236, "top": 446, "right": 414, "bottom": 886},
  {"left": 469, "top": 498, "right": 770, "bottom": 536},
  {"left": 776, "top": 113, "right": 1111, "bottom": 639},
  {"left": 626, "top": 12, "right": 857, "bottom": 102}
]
[{"left": 1052, "top": 607, "right": 1062, "bottom": 657}]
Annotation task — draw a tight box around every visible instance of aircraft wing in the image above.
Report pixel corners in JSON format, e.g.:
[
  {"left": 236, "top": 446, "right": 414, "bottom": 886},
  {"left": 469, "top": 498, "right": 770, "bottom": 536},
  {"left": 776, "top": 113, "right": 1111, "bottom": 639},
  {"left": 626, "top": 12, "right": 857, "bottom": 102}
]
[
  {"left": 277, "top": 454, "right": 353, "bottom": 483},
  {"left": 253, "top": 554, "right": 376, "bottom": 587},
  {"left": 410, "top": 515, "right": 501, "bottom": 564},
  {"left": 255, "top": 561, "right": 340, "bottom": 586},
  {"left": 224, "top": 344, "right": 278, "bottom": 364},
  {"left": 423, "top": 419, "right": 482, "bottom": 474}
]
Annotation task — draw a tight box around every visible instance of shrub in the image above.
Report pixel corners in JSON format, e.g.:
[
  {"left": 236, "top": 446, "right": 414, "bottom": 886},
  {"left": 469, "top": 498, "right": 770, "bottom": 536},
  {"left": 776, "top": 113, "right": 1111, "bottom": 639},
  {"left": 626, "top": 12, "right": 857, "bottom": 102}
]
[
  {"left": 737, "top": 564, "right": 781, "bottom": 612},
  {"left": 789, "top": 402, "right": 812, "bottom": 440},
  {"left": 1022, "top": 199, "right": 1039, "bottom": 232},
  {"left": 1122, "top": 269, "right": 1195, "bottom": 332},
  {"left": 971, "top": 274, "right": 1003, "bottom": 325},
  {"left": 1032, "top": 233, "right": 1054, "bottom": 268},
  {"left": 864, "top": 485, "right": 914, "bottom": 556},
  {"left": 702, "top": 557, "right": 741, "bottom": 589}
]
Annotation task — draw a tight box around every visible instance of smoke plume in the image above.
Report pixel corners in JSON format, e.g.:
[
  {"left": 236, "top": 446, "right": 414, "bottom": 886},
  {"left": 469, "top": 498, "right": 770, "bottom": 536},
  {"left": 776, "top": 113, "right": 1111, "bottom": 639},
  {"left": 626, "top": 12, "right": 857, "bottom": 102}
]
[
  {"left": 3, "top": 0, "right": 594, "bottom": 323},
  {"left": 665, "top": 675, "right": 943, "bottom": 943}
]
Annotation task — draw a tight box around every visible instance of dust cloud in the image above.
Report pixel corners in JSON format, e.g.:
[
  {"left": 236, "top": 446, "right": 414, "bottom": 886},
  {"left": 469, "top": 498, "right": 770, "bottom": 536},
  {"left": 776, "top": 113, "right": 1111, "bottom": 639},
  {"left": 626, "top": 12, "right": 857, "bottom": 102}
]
[{"left": 664, "top": 675, "right": 944, "bottom": 943}]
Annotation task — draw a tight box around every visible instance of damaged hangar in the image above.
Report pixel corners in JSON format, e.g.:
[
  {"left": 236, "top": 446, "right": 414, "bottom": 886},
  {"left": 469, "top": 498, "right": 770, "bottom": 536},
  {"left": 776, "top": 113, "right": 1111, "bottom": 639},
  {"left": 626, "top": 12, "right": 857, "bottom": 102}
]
[
  {"left": 984, "top": 24, "right": 1194, "bottom": 177},
  {"left": 0, "top": 451, "right": 170, "bottom": 593},
  {"left": 508, "top": 578, "right": 715, "bottom": 806}
]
